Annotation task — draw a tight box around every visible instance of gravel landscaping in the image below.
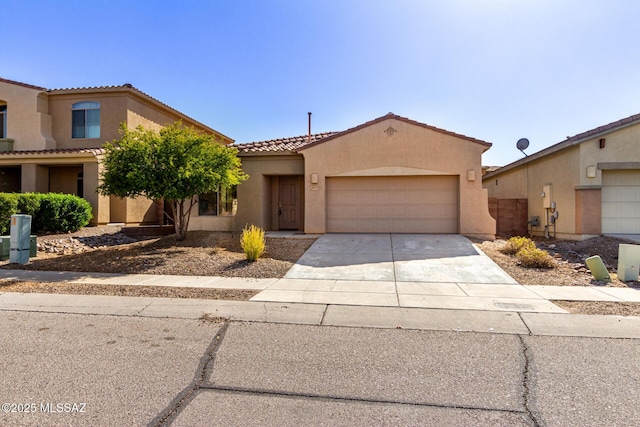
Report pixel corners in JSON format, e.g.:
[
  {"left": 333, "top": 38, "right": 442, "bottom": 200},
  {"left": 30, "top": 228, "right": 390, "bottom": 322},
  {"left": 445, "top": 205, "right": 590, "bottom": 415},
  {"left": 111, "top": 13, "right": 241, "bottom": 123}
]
[
  {"left": 3, "top": 226, "right": 315, "bottom": 278},
  {"left": 475, "top": 236, "right": 640, "bottom": 316}
]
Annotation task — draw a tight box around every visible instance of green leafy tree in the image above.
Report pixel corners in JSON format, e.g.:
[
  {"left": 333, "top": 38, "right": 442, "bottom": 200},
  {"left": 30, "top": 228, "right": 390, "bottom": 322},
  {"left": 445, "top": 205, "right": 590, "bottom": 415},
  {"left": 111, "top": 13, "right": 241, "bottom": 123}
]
[{"left": 98, "top": 122, "right": 247, "bottom": 241}]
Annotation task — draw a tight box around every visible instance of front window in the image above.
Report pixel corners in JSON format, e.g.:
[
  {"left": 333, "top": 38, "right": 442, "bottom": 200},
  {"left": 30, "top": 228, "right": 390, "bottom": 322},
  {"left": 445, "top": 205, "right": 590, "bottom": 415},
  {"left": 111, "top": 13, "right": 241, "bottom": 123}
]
[
  {"left": 199, "top": 185, "right": 237, "bottom": 216},
  {"left": 0, "top": 105, "right": 6, "bottom": 138},
  {"left": 72, "top": 101, "right": 100, "bottom": 139}
]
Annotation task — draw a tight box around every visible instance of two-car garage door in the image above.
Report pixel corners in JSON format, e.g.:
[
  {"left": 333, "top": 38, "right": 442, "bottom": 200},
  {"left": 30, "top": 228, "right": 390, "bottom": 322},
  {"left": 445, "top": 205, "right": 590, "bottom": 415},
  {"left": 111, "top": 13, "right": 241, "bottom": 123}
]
[{"left": 326, "top": 176, "right": 459, "bottom": 233}]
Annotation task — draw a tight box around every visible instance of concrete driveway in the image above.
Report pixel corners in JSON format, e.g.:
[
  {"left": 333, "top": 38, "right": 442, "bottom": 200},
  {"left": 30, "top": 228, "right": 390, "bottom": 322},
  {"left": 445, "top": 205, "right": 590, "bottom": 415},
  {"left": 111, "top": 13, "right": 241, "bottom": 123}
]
[
  {"left": 252, "top": 234, "right": 567, "bottom": 313},
  {"left": 285, "top": 234, "right": 516, "bottom": 284}
]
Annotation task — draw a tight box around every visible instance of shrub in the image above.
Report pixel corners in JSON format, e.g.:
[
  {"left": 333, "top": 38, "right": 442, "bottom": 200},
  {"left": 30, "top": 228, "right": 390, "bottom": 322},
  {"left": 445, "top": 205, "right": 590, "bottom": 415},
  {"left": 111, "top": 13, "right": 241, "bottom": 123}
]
[
  {"left": 500, "top": 236, "right": 535, "bottom": 255},
  {"left": 240, "top": 224, "right": 265, "bottom": 262},
  {"left": 17, "top": 193, "right": 41, "bottom": 217},
  {"left": 0, "top": 193, "right": 92, "bottom": 234},
  {"left": 0, "top": 193, "right": 19, "bottom": 234},
  {"left": 35, "top": 193, "right": 93, "bottom": 233},
  {"left": 516, "top": 246, "right": 555, "bottom": 269}
]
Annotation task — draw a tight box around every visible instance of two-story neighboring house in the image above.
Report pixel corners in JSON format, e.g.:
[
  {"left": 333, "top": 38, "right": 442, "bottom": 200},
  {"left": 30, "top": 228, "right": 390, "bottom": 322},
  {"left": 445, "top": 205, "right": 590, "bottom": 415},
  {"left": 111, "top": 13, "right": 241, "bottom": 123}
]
[{"left": 0, "top": 77, "right": 232, "bottom": 225}]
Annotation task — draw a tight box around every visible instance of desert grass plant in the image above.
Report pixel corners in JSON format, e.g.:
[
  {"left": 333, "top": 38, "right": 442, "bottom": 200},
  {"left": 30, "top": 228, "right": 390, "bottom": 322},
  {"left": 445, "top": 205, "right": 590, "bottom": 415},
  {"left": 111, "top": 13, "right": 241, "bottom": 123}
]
[
  {"left": 500, "top": 236, "right": 536, "bottom": 255},
  {"left": 240, "top": 225, "right": 266, "bottom": 262},
  {"left": 515, "top": 246, "right": 555, "bottom": 269}
]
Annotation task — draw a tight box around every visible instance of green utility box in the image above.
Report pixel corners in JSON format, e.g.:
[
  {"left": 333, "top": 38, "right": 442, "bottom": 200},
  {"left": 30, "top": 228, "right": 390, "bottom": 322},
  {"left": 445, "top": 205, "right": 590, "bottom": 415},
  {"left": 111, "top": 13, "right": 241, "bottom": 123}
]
[{"left": 0, "top": 235, "right": 37, "bottom": 260}]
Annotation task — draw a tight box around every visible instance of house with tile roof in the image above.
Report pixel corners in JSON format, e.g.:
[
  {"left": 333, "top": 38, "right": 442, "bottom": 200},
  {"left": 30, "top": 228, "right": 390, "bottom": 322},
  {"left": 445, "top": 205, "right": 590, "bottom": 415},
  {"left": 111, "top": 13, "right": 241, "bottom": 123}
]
[
  {"left": 0, "top": 77, "right": 232, "bottom": 225},
  {"left": 188, "top": 113, "right": 496, "bottom": 239},
  {"left": 483, "top": 113, "right": 640, "bottom": 240}
]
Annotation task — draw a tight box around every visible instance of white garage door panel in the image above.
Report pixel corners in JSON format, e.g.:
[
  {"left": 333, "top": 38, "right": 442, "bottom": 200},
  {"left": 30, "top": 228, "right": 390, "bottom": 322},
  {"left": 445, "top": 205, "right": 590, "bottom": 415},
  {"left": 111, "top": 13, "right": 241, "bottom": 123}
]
[
  {"left": 602, "top": 170, "right": 640, "bottom": 234},
  {"left": 326, "top": 176, "right": 459, "bottom": 233}
]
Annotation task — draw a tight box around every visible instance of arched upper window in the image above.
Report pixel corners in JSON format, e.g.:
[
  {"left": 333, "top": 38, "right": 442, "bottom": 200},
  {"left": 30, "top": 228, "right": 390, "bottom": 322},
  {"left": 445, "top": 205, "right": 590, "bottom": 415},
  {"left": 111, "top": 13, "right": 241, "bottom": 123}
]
[
  {"left": 72, "top": 101, "right": 100, "bottom": 139},
  {"left": 0, "top": 104, "right": 6, "bottom": 139}
]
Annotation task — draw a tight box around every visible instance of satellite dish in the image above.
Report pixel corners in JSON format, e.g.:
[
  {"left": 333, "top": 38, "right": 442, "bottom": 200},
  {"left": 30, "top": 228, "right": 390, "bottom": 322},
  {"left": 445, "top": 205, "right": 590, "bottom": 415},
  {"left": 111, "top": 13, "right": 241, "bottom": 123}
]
[{"left": 516, "top": 138, "right": 529, "bottom": 156}]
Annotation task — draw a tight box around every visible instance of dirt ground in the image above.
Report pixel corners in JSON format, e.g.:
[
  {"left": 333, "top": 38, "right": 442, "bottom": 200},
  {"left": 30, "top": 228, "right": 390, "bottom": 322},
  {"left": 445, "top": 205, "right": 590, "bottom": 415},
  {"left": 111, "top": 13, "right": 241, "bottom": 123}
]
[
  {"left": 4, "top": 227, "right": 315, "bottom": 278},
  {"left": 475, "top": 236, "right": 640, "bottom": 316},
  {"left": 1, "top": 227, "right": 639, "bottom": 316},
  {"left": 475, "top": 236, "right": 640, "bottom": 288}
]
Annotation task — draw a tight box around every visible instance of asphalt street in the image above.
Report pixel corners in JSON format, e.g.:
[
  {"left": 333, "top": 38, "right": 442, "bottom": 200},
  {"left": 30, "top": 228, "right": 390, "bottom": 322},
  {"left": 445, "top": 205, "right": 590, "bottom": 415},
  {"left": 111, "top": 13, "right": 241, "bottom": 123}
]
[{"left": 1, "top": 311, "right": 639, "bottom": 426}]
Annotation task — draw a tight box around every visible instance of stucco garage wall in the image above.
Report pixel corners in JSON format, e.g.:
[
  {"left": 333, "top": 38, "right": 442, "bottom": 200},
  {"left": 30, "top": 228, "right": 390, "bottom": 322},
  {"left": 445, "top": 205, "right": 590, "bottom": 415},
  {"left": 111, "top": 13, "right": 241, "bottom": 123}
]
[
  {"left": 484, "top": 146, "right": 581, "bottom": 239},
  {"left": 578, "top": 123, "right": 640, "bottom": 187},
  {"left": 484, "top": 167, "right": 527, "bottom": 199},
  {"left": 525, "top": 147, "right": 580, "bottom": 238},
  {"left": 300, "top": 117, "right": 495, "bottom": 238}
]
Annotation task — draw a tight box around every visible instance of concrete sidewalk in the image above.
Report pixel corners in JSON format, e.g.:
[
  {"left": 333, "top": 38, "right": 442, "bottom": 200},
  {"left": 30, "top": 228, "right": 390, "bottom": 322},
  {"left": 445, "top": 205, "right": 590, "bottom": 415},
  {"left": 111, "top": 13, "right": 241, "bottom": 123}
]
[
  {"left": 1, "top": 291, "right": 640, "bottom": 339},
  {"left": 1, "top": 269, "right": 640, "bottom": 339},
  {"left": 2, "top": 269, "right": 639, "bottom": 309}
]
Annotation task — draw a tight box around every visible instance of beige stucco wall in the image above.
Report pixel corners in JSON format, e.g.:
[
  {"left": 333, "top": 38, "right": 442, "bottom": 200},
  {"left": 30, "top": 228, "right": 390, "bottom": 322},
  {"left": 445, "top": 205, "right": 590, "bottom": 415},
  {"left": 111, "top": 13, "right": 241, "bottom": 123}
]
[
  {"left": 578, "top": 122, "right": 640, "bottom": 186},
  {"left": 50, "top": 166, "right": 82, "bottom": 194},
  {"left": 49, "top": 91, "right": 223, "bottom": 149},
  {"left": 0, "top": 81, "right": 55, "bottom": 150},
  {"left": 483, "top": 146, "right": 587, "bottom": 239},
  {"left": 525, "top": 147, "right": 580, "bottom": 238},
  {"left": 484, "top": 167, "right": 528, "bottom": 199},
  {"left": 49, "top": 93, "right": 128, "bottom": 149},
  {"left": 483, "top": 121, "right": 640, "bottom": 239},
  {"left": 191, "top": 154, "right": 304, "bottom": 231},
  {"left": 1, "top": 81, "right": 231, "bottom": 228},
  {"left": 300, "top": 118, "right": 496, "bottom": 238},
  {"left": 83, "top": 160, "right": 110, "bottom": 225}
]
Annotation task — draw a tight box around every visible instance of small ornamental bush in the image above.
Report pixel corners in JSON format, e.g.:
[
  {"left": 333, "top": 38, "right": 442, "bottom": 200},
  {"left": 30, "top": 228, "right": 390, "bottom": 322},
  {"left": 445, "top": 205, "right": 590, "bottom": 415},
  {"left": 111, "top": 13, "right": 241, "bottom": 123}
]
[
  {"left": 0, "top": 194, "right": 19, "bottom": 234},
  {"left": 34, "top": 193, "right": 93, "bottom": 233},
  {"left": 500, "top": 236, "right": 535, "bottom": 255},
  {"left": 0, "top": 193, "right": 92, "bottom": 234},
  {"left": 515, "top": 246, "right": 555, "bottom": 269},
  {"left": 240, "top": 224, "right": 265, "bottom": 262},
  {"left": 16, "top": 193, "right": 41, "bottom": 217}
]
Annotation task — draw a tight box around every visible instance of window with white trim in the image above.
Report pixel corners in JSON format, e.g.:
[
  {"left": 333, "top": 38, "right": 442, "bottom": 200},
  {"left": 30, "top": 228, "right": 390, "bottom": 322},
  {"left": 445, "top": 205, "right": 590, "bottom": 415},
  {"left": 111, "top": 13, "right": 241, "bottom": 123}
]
[
  {"left": 72, "top": 101, "right": 100, "bottom": 139},
  {"left": 199, "top": 185, "right": 238, "bottom": 216}
]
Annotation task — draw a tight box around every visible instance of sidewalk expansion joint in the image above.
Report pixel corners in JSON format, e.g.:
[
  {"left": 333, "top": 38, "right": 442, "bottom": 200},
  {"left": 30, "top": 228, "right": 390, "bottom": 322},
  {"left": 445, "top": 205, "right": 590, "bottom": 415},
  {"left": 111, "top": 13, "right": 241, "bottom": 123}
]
[
  {"left": 137, "top": 300, "right": 155, "bottom": 316},
  {"left": 148, "top": 321, "right": 230, "bottom": 427},
  {"left": 518, "top": 312, "right": 533, "bottom": 335},
  {"left": 390, "top": 235, "right": 400, "bottom": 307},
  {"left": 199, "top": 384, "right": 527, "bottom": 416},
  {"left": 517, "top": 335, "right": 542, "bottom": 427}
]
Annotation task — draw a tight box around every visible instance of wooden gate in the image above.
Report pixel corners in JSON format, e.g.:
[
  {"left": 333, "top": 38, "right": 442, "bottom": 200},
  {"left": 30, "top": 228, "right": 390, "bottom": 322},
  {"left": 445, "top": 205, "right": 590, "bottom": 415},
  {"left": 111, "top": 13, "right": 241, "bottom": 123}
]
[{"left": 488, "top": 198, "right": 528, "bottom": 237}]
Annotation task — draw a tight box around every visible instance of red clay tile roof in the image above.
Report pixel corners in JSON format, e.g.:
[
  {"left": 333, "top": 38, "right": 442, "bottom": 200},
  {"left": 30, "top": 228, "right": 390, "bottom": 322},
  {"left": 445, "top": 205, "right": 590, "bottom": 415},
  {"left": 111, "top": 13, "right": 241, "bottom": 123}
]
[
  {"left": 298, "top": 113, "right": 492, "bottom": 151},
  {"left": 235, "top": 132, "right": 338, "bottom": 153},
  {"left": 0, "top": 77, "right": 47, "bottom": 91},
  {"left": 0, "top": 148, "right": 105, "bottom": 157},
  {"left": 236, "top": 113, "right": 492, "bottom": 154},
  {"left": 566, "top": 112, "right": 640, "bottom": 143}
]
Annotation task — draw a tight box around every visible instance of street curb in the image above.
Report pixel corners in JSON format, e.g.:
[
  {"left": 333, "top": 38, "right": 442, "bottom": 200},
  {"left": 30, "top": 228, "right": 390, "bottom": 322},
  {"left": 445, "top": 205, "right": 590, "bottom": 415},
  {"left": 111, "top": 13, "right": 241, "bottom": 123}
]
[{"left": 1, "top": 292, "right": 639, "bottom": 339}]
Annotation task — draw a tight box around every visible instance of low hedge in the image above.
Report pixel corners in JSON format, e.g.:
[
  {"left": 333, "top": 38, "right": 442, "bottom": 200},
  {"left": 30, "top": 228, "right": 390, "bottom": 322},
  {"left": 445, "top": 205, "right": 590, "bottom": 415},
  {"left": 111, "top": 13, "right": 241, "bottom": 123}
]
[{"left": 0, "top": 193, "right": 93, "bottom": 234}]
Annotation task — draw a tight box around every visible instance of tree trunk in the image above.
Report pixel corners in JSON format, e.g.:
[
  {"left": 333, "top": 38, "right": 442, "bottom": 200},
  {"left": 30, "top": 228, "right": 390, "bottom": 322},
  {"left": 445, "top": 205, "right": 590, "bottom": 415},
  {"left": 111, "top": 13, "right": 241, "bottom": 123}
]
[{"left": 175, "top": 200, "right": 187, "bottom": 241}]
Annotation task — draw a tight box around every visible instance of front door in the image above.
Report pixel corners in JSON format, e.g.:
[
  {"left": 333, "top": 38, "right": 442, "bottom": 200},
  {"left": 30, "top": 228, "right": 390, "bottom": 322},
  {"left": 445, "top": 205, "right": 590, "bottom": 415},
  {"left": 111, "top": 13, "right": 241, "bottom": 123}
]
[{"left": 278, "top": 176, "right": 301, "bottom": 230}]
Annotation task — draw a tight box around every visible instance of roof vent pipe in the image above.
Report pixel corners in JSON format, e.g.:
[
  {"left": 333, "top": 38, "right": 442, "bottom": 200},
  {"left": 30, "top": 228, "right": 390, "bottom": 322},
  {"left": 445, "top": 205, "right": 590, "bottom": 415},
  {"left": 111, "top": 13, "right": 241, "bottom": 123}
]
[{"left": 308, "top": 112, "right": 312, "bottom": 143}]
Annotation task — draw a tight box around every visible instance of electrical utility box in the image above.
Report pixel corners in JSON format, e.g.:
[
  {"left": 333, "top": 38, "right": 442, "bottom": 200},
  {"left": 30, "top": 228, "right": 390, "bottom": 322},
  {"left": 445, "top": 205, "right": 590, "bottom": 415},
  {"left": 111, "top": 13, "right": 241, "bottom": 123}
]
[
  {"left": 542, "top": 184, "right": 553, "bottom": 209},
  {"left": 618, "top": 244, "right": 640, "bottom": 282},
  {"left": 10, "top": 214, "right": 32, "bottom": 265}
]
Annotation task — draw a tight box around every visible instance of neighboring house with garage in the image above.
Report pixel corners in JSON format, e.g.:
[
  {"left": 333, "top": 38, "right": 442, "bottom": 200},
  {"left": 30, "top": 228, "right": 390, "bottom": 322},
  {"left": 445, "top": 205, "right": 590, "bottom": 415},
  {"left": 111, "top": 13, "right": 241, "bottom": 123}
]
[
  {"left": 0, "top": 77, "right": 232, "bottom": 225},
  {"left": 483, "top": 113, "right": 640, "bottom": 240},
  {"left": 190, "top": 113, "right": 496, "bottom": 240}
]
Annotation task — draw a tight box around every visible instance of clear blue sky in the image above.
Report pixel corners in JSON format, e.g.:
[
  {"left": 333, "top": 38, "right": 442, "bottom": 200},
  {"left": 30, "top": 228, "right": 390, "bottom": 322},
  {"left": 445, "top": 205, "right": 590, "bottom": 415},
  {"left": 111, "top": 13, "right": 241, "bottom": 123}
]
[{"left": 3, "top": 0, "right": 639, "bottom": 166}]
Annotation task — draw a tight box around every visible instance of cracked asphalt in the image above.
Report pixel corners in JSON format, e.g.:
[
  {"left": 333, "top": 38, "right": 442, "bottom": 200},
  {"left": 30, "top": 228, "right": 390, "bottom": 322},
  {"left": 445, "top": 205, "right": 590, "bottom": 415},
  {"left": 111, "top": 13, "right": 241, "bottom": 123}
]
[{"left": 1, "top": 311, "right": 639, "bottom": 426}]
